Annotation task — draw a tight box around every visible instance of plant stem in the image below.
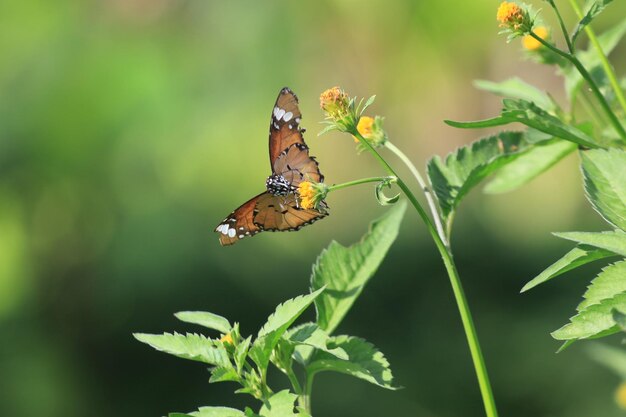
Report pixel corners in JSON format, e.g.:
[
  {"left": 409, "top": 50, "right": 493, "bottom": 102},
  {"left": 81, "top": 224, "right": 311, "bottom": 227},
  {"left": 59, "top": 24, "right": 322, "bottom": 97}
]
[
  {"left": 567, "top": 0, "right": 626, "bottom": 116},
  {"left": 547, "top": 0, "right": 574, "bottom": 53},
  {"left": 286, "top": 368, "right": 303, "bottom": 395},
  {"left": 301, "top": 372, "right": 315, "bottom": 414},
  {"left": 352, "top": 131, "right": 498, "bottom": 417},
  {"left": 384, "top": 141, "right": 449, "bottom": 248},
  {"left": 530, "top": 31, "right": 626, "bottom": 142},
  {"left": 328, "top": 176, "right": 395, "bottom": 192}
]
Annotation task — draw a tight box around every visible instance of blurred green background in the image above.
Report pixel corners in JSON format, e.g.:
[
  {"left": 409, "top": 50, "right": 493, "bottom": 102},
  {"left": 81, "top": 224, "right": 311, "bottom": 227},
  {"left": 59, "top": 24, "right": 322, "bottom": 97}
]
[{"left": 1, "top": 0, "right": 626, "bottom": 416}]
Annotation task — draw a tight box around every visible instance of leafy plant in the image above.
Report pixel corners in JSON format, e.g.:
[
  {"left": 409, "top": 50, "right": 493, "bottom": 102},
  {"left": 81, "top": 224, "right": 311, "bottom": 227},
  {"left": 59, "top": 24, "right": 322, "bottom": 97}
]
[
  {"left": 136, "top": 203, "right": 406, "bottom": 416},
  {"left": 139, "top": 1, "right": 626, "bottom": 416}
]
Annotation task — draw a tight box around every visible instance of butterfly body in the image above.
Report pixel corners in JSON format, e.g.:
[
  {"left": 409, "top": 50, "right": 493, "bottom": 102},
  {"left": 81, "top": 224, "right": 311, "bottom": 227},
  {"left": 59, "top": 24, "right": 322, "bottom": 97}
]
[{"left": 214, "top": 87, "right": 328, "bottom": 246}]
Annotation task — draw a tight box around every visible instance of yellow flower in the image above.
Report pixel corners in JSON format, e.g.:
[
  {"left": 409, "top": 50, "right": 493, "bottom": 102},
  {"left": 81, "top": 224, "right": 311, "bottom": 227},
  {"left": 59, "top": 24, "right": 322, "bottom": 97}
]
[
  {"left": 616, "top": 382, "right": 626, "bottom": 410},
  {"left": 298, "top": 181, "right": 328, "bottom": 210},
  {"left": 353, "top": 116, "right": 374, "bottom": 143},
  {"left": 220, "top": 333, "right": 233, "bottom": 345},
  {"left": 497, "top": 1, "right": 524, "bottom": 28},
  {"left": 522, "top": 26, "right": 548, "bottom": 50},
  {"left": 320, "top": 86, "right": 349, "bottom": 115}
]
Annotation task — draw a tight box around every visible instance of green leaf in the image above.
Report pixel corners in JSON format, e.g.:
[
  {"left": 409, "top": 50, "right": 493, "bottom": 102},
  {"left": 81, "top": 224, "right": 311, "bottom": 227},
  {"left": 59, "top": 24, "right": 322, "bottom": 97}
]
[
  {"left": 444, "top": 116, "right": 512, "bottom": 129},
  {"left": 311, "top": 202, "right": 406, "bottom": 334},
  {"left": 587, "top": 343, "right": 626, "bottom": 379},
  {"left": 285, "top": 323, "right": 349, "bottom": 363},
  {"left": 258, "top": 390, "right": 301, "bottom": 417},
  {"left": 500, "top": 99, "right": 598, "bottom": 148},
  {"left": 484, "top": 140, "right": 577, "bottom": 194},
  {"left": 234, "top": 336, "right": 251, "bottom": 374},
  {"left": 565, "top": 18, "right": 626, "bottom": 99},
  {"left": 134, "top": 332, "right": 230, "bottom": 367},
  {"left": 188, "top": 407, "right": 246, "bottom": 417},
  {"left": 306, "top": 335, "right": 397, "bottom": 390},
  {"left": 581, "top": 148, "right": 626, "bottom": 231},
  {"left": 248, "top": 288, "right": 324, "bottom": 370},
  {"left": 571, "top": 0, "right": 615, "bottom": 45},
  {"left": 175, "top": 311, "right": 232, "bottom": 334},
  {"left": 427, "top": 131, "right": 536, "bottom": 223},
  {"left": 552, "top": 291, "right": 626, "bottom": 340},
  {"left": 209, "top": 366, "right": 240, "bottom": 383},
  {"left": 473, "top": 78, "right": 554, "bottom": 110},
  {"left": 614, "top": 309, "right": 626, "bottom": 332},
  {"left": 521, "top": 244, "right": 616, "bottom": 292},
  {"left": 555, "top": 230, "right": 626, "bottom": 257},
  {"left": 578, "top": 260, "right": 626, "bottom": 311}
]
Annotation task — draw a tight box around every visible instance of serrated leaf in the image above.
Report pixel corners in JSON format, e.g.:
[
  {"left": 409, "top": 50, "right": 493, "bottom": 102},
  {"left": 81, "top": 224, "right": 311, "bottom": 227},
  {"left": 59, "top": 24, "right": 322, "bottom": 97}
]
[
  {"left": 306, "top": 335, "right": 397, "bottom": 390},
  {"left": 249, "top": 288, "right": 324, "bottom": 370},
  {"left": 501, "top": 100, "right": 598, "bottom": 148},
  {"left": 427, "top": 131, "right": 537, "bottom": 223},
  {"left": 484, "top": 140, "right": 577, "bottom": 194},
  {"left": 521, "top": 244, "right": 616, "bottom": 292},
  {"left": 565, "top": 18, "right": 626, "bottom": 99},
  {"left": 581, "top": 148, "right": 626, "bottom": 231},
  {"left": 552, "top": 291, "right": 626, "bottom": 340},
  {"left": 188, "top": 407, "right": 246, "bottom": 417},
  {"left": 571, "top": 0, "right": 615, "bottom": 45},
  {"left": 578, "top": 261, "right": 626, "bottom": 311},
  {"left": 209, "top": 366, "right": 240, "bottom": 383},
  {"left": 555, "top": 230, "right": 626, "bottom": 257},
  {"left": 258, "top": 390, "right": 300, "bottom": 417},
  {"left": 312, "top": 202, "right": 406, "bottom": 334},
  {"left": 134, "top": 332, "right": 230, "bottom": 367},
  {"left": 587, "top": 343, "right": 626, "bottom": 378},
  {"left": 235, "top": 336, "right": 252, "bottom": 374},
  {"left": 473, "top": 78, "right": 554, "bottom": 110},
  {"left": 285, "top": 323, "right": 349, "bottom": 363},
  {"left": 175, "top": 311, "right": 232, "bottom": 334}
]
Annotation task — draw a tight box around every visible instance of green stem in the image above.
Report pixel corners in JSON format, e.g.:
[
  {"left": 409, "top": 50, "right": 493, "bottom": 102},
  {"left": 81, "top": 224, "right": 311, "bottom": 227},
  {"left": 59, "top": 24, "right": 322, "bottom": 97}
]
[
  {"left": 302, "top": 372, "right": 314, "bottom": 414},
  {"left": 286, "top": 369, "right": 303, "bottom": 395},
  {"left": 328, "top": 176, "right": 395, "bottom": 192},
  {"left": 352, "top": 131, "right": 498, "bottom": 417},
  {"left": 547, "top": 0, "right": 574, "bottom": 53},
  {"left": 384, "top": 141, "right": 449, "bottom": 248},
  {"left": 567, "top": 0, "right": 626, "bottom": 116},
  {"left": 530, "top": 31, "right": 626, "bottom": 142}
]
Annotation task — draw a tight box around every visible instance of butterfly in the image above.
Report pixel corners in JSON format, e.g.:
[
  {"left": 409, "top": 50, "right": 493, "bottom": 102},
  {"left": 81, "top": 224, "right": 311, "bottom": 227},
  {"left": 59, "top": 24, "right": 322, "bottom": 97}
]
[{"left": 214, "top": 87, "right": 328, "bottom": 246}]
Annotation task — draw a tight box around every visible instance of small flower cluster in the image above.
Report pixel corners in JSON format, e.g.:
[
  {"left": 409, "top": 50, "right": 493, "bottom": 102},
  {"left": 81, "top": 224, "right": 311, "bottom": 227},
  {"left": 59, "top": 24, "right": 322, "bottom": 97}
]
[
  {"left": 496, "top": 1, "right": 535, "bottom": 40},
  {"left": 319, "top": 86, "right": 387, "bottom": 148},
  {"left": 298, "top": 180, "right": 328, "bottom": 210}
]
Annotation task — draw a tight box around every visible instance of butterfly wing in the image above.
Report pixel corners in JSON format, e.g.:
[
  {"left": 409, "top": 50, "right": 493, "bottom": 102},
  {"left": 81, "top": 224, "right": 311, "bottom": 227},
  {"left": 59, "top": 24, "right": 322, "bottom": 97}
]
[
  {"left": 273, "top": 143, "right": 324, "bottom": 187},
  {"left": 269, "top": 87, "right": 305, "bottom": 168},
  {"left": 253, "top": 193, "right": 327, "bottom": 231},
  {"left": 215, "top": 193, "right": 265, "bottom": 246}
]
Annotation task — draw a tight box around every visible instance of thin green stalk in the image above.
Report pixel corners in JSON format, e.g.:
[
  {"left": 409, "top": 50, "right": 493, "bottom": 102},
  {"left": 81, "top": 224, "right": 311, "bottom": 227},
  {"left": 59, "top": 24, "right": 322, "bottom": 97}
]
[
  {"left": 352, "top": 131, "right": 498, "bottom": 417},
  {"left": 328, "top": 176, "right": 394, "bottom": 192},
  {"left": 579, "top": 90, "right": 606, "bottom": 127},
  {"left": 568, "top": 0, "right": 626, "bottom": 115},
  {"left": 547, "top": 0, "right": 574, "bottom": 53},
  {"left": 530, "top": 31, "right": 626, "bottom": 142},
  {"left": 384, "top": 141, "right": 449, "bottom": 248},
  {"left": 286, "top": 369, "right": 303, "bottom": 395},
  {"left": 302, "top": 372, "right": 315, "bottom": 414}
]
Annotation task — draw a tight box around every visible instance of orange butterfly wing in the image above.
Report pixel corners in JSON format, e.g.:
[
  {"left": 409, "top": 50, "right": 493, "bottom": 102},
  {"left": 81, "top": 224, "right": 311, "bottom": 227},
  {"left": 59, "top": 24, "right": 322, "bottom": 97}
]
[{"left": 214, "top": 193, "right": 265, "bottom": 246}]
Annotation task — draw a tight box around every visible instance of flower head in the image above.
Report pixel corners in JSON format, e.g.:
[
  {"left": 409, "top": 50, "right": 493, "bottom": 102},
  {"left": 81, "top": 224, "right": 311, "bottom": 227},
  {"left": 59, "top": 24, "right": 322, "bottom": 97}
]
[
  {"left": 522, "top": 26, "right": 549, "bottom": 50},
  {"left": 298, "top": 180, "right": 328, "bottom": 210},
  {"left": 320, "top": 86, "right": 349, "bottom": 116},
  {"left": 220, "top": 333, "right": 233, "bottom": 345},
  {"left": 353, "top": 115, "right": 387, "bottom": 148},
  {"left": 496, "top": 1, "right": 534, "bottom": 39}
]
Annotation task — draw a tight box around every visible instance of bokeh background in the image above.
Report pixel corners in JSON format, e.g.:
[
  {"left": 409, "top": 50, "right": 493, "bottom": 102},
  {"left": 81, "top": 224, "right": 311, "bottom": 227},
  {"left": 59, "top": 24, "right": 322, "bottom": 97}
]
[{"left": 1, "top": 0, "right": 625, "bottom": 416}]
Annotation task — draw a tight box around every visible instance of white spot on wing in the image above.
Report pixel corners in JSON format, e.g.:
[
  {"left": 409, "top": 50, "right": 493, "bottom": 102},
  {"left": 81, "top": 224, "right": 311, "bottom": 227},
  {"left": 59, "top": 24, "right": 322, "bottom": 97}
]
[
  {"left": 283, "top": 111, "right": 293, "bottom": 121},
  {"left": 275, "top": 108, "right": 286, "bottom": 120},
  {"left": 228, "top": 228, "right": 236, "bottom": 238},
  {"left": 221, "top": 226, "right": 229, "bottom": 235},
  {"left": 238, "top": 234, "right": 244, "bottom": 238}
]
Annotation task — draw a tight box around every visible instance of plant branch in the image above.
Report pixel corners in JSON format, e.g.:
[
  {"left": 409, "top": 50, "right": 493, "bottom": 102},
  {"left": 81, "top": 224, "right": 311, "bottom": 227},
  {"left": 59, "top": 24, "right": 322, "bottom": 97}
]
[
  {"left": 530, "top": 31, "right": 626, "bottom": 142},
  {"left": 328, "top": 176, "right": 395, "bottom": 192},
  {"left": 567, "top": 0, "right": 626, "bottom": 116},
  {"left": 547, "top": 0, "right": 574, "bottom": 53},
  {"left": 352, "top": 131, "right": 498, "bottom": 417},
  {"left": 384, "top": 141, "right": 449, "bottom": 248}
]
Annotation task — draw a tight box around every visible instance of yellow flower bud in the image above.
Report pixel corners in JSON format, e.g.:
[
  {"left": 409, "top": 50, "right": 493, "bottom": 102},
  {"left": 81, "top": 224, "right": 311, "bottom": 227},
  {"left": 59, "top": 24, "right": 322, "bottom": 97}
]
[
  {"left": 297, "top": 181, "right": 328, "bottom": 210},
  {"left": 522, "top": 26, "right": 549, "bottom": 50},
  {"left": 220, "top": 333, "right": 233, "bottom": 345}
]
